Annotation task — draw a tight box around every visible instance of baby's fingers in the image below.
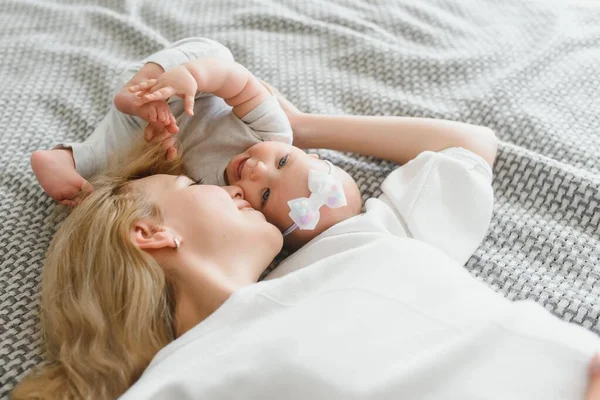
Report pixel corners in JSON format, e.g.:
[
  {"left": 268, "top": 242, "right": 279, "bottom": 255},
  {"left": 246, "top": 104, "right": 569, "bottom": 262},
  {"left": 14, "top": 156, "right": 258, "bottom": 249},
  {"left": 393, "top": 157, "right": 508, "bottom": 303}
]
[
  {"left": 161, "top": 136, "right": 177, "bottom": 151},
  {"left": 158, "top": 107, "right": 168, "bottom": 124},
  {"left": 165, "top": 115, "right": 179, "bottom": 134},
  {"left": 151, "top": 130, "right": 174, "bottom": 147},
  {"left": 144, "top": 124, "right": 157, "bottom": 142},
  {"left": 184, "top": 95, "right": 195, "bottom": 116},
  {"left": 144, "top": 123, "right": 168, "bottom": 142},
  {"left": 166, "top": 146, "right": 178, "bottom": 160},
  {"left": 143, "top": 87, "right": 176, "bottom": 103},
  {"left": 128, "top": 79, "right": 158, "bottom": 93},
  {"left": 147, "top": 106, "right": 157, "bottom": 123},
  {"left": 159, "top": 136, "right": 178, "bottom": 160}
]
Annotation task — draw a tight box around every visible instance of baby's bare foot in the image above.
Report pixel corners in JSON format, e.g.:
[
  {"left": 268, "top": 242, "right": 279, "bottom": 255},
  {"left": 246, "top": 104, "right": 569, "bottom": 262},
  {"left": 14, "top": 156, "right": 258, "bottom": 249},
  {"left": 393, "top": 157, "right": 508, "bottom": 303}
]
[{"left": 31, "top": 149, "right": 93, "bottom": 206}]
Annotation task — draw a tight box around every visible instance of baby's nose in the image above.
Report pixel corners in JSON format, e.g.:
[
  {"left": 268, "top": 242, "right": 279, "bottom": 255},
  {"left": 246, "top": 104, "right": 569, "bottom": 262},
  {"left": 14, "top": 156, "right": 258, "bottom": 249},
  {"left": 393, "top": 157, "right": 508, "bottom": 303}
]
[
  {"left": 250, "top": 161, "right": 268, "bottom": 182},
  {"left": 223, "top": 185, "right": 244, "bottom": 200}
]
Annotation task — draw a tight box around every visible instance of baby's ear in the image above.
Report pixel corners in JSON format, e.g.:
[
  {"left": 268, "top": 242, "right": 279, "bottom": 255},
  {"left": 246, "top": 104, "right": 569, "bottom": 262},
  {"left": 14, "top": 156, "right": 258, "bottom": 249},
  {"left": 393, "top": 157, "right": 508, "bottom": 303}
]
[{"left": 308, "top": 153, "right": 320, "bottom": 159}]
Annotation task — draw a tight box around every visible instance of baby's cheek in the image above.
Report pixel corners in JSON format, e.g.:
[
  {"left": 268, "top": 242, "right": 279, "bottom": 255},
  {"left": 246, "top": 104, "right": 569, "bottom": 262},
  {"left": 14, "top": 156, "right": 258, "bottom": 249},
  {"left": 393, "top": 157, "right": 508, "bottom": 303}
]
[
  {"left": 246, "top": 197, "right": 261, "bottom": 210},
  {"left": 264, "top": 207, "right": 290, "bottom": 231}
]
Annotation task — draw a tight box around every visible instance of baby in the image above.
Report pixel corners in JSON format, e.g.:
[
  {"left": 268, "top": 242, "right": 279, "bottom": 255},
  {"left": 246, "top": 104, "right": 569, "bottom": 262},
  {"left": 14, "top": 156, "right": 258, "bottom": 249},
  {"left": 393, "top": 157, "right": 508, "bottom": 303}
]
[{"left": 32, "top": 37, "right": 362, "bottom": 249}]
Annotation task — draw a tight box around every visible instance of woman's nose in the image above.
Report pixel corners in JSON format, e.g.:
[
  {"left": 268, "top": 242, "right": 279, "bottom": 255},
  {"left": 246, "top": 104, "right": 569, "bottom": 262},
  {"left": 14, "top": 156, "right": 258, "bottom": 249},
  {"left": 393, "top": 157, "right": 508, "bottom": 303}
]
[
  {"left": 250, "top": 161, "right": 268, "bottom": 182},
  {"left": 223, "top": 185, "right": 244, "bottom": 200}
]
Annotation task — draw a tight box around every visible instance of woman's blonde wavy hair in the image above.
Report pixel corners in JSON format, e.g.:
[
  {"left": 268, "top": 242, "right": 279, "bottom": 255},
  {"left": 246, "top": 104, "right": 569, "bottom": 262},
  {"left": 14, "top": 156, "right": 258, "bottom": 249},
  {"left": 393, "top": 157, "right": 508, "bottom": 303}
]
[{"left": 13, "top": 143, "right": 186, "bottom": 399}]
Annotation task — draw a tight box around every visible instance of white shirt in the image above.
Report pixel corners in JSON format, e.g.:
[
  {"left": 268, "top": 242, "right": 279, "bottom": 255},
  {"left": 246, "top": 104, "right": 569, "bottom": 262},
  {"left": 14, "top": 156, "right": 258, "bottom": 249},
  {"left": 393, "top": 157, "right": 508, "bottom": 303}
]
[{"left": 121, "top": 148, "right": 600, "bottom": 400}]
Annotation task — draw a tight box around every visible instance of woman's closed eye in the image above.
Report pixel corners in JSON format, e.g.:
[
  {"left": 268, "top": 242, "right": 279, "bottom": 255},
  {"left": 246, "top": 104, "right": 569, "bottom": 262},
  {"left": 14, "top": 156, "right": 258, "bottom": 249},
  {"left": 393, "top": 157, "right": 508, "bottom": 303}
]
[
  {"left": 189, "top": 178, "right": 203, "bottom": 186},
  {"left": 261, "top": 154, "right": 289, "bottom": 207}
]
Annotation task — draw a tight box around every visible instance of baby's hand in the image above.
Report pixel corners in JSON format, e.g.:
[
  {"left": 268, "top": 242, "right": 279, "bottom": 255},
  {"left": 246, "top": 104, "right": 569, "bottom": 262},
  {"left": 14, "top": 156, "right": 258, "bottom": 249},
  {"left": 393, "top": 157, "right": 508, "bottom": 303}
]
[
  {"left": 129, "top": 65, "right": 198, "bottom": 116},
  {"left": 143, "top": 122, "right": 178, "bottom": 160},
  {"left": 136, "top": 100, "right": 179, "bottom": 134}
]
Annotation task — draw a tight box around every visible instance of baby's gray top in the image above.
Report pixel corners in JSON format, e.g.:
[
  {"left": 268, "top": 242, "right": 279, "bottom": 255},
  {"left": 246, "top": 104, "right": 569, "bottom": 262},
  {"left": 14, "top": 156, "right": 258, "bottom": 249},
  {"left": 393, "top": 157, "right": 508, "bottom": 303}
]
[{"left": 64, "top": 37, "right": 293, "bottom": 185}]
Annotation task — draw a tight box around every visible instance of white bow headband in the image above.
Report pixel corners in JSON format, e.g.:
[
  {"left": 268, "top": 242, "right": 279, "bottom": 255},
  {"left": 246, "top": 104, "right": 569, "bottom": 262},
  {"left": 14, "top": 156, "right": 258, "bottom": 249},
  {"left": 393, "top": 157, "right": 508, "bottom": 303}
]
[{"left": 282, "top": 161, "right": 347, "bottom": 237}]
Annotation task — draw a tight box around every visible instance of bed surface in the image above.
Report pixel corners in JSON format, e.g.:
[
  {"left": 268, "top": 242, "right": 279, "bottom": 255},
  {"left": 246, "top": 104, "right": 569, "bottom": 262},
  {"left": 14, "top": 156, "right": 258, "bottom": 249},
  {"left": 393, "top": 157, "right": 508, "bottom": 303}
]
[{"left": 1, "top": 0, "right": 600, "bottom": 397}]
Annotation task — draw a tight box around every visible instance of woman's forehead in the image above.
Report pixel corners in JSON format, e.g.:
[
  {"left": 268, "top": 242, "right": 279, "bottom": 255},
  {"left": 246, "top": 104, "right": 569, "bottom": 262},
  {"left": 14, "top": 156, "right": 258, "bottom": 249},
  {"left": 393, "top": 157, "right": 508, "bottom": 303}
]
[{"left": 132, "top": 174, "right": 182, "bottom": 192}]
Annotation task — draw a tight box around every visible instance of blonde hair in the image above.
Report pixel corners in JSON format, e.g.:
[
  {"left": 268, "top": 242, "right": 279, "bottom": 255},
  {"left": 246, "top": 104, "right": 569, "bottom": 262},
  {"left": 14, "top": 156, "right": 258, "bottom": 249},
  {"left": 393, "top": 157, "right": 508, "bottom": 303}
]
[{"left": 13, "top": 143, "right": 186, "bottom": 399}]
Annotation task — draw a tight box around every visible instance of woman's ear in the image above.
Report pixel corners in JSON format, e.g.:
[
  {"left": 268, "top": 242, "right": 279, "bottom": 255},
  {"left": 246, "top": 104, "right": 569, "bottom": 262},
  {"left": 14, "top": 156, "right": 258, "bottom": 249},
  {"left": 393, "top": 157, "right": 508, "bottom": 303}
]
[{"left": 132, "top": 220, "right": 178, "bottom": 250}]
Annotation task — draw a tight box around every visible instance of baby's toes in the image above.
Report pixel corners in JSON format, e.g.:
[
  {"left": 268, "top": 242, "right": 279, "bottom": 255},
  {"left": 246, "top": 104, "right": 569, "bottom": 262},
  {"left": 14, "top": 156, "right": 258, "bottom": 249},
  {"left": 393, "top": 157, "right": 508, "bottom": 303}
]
[
  {"left": 160, "top": 107, "right": 169, "bottom": 123},
  {"left": 148, "top": 107, "right": 158, "bottom": 122}
]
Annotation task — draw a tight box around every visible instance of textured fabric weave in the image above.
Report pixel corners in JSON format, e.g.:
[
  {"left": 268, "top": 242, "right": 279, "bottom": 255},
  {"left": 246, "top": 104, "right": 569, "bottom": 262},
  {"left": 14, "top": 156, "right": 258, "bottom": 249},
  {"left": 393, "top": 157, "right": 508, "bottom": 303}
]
[{"left": 1, "top": 0, "right": 599, "bottom": 397}]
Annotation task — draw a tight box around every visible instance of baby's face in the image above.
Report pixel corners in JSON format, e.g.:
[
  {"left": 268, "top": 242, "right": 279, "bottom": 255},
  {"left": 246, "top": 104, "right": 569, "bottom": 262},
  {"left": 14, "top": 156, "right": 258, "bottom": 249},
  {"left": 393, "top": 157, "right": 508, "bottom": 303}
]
[{"left": 225, "top": 142, "right": 329, "bottom": 233}]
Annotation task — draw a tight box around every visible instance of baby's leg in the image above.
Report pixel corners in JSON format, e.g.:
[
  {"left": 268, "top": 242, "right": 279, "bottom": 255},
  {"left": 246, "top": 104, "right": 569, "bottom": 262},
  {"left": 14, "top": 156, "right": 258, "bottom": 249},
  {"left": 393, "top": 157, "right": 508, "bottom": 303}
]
[
  {"left": 32, "top": 64, "right": 145, "bottom": 205},
  {"left": 31, "top": 148, "right": 91, "bottom": 206},
  {"left": 32, "top": 38, "right": 233, "bottom": 205},
  {"left": 32, "top": 102, "right": 144, "bottom": 205}
]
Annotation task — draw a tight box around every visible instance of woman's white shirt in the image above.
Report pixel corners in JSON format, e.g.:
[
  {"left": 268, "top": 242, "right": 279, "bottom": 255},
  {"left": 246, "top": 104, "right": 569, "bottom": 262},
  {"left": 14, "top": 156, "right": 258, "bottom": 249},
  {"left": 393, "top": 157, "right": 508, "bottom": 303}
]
[
  {"left": 268, "top": 146, "right": 494, "bottom": 279},
  {"left": 121, "top": 148, "right": 600, "bottom": 400}
]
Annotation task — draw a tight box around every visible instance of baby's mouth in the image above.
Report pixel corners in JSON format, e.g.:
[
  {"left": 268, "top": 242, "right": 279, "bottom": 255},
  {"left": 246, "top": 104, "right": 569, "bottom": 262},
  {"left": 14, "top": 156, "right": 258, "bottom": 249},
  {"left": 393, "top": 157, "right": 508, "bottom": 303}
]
[{"left": 237, "top": 157, "right": 249, "bottom": 181}]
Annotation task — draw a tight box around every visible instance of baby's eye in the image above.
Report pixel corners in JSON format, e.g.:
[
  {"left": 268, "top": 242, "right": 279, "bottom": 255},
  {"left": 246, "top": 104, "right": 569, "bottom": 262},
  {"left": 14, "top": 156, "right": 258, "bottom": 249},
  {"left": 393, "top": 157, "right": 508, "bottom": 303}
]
[
  {"left": 189, "top": 178, "right": 203, "bottom": 186},
  {"left": 278, "top": 155, "right": 289, "bottom": 168},
  {"left": 261, "top": 188, "right": 271, "bottom": 206}
]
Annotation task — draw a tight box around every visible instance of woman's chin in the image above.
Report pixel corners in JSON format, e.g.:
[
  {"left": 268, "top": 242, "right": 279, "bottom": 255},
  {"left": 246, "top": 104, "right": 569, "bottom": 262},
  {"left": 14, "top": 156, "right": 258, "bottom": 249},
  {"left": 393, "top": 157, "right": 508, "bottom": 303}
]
[{"left": 266, "top": 225, "right": 285, "bottom": 255}]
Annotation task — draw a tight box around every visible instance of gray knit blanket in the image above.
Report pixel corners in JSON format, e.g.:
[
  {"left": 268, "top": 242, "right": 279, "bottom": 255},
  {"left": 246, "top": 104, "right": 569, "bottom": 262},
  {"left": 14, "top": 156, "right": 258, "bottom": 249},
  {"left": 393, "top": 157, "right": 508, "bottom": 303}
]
[{"left": 1, "top": 0, "right": 599, "bottom": 397}]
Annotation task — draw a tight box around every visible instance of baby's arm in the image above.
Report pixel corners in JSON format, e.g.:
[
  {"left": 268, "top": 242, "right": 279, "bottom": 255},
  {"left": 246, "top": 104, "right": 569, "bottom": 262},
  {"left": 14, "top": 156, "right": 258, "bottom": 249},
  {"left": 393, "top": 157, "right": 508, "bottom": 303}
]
[
  {"left": 114, "top": 38, "right": 236, "bottom": 132},
  {"left": 130, "top": 57, "right": 271, "bottom": 120},
  {"left": 263, "top": 83, "right": 498, "bottom": 168}
]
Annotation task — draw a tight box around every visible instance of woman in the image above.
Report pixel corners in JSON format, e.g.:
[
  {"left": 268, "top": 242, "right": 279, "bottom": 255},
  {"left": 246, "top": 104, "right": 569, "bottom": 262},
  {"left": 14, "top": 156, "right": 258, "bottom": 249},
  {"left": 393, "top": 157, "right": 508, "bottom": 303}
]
[
  {"left": 14, "top": 144, "right": 284, "bottom": 399},
  {"left": 15, "top": 97, "right": 600, "bottom": 399}
]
